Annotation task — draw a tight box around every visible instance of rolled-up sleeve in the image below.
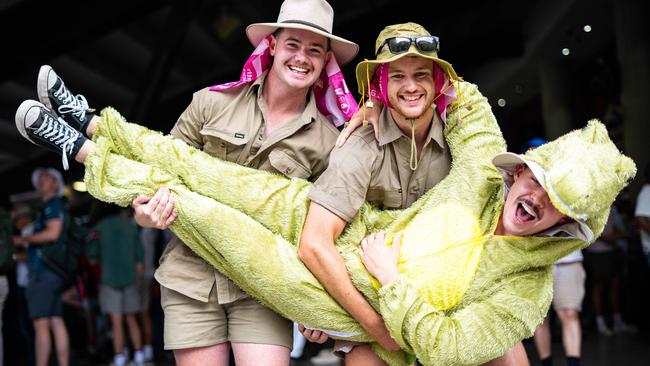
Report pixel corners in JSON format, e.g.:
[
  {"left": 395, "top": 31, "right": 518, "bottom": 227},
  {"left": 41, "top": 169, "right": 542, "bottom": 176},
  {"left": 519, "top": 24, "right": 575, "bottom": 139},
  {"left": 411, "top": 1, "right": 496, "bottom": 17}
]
[{"left": 308, "top": 136, "right": 377, "bottom": 222}]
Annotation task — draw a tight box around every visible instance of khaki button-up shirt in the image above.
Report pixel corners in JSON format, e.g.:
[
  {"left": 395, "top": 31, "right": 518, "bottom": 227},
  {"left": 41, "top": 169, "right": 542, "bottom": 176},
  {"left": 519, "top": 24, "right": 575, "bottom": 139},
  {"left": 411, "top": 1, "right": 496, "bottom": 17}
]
[
  {"left": 309, "top": 108, "right": 451, "bottom": 221},
  {"left": 155, "top": 72, "right": 339, "bottom": 303}
]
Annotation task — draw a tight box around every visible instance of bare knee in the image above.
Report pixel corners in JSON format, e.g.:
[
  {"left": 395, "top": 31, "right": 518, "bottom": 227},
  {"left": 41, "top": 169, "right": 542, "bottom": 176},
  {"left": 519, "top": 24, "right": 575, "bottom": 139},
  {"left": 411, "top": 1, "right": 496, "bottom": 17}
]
[
  {"left": 557, "top": 308, "right": 580, "bottom": 323},
  {"left": 345, "top": 345, "right": 387, "bottom": 366}
]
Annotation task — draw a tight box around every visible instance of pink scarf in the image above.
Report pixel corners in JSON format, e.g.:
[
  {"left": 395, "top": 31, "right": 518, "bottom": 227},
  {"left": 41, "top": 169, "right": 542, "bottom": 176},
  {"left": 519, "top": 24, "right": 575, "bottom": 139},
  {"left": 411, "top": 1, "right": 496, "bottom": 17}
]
[
  {"left": 209, "top": 35, "right": 358, "bottom": 127},
  {"left": 368, "top": 62, "right": 457, "bottom": 123}
]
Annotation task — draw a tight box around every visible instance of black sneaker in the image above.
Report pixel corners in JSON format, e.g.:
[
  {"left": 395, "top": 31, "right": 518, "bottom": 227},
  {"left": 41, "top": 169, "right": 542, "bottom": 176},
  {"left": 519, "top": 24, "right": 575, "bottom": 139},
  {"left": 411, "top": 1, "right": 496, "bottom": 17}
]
[
  {"left": 15, "top": 100, "right": 87, "bottom": 170},
  {"left": 37, "top": 65, "right": 94, "bottom": 136}
]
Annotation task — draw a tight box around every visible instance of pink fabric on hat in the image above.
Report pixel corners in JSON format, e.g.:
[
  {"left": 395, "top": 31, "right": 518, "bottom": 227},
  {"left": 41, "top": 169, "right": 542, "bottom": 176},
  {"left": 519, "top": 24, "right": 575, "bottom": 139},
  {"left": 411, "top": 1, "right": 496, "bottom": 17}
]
[
  {"left": 368, "top": 62, "right": 457, "bottom": 123},
  {"left": 209, "top": 35, "right": 358, "bottom": 127}
]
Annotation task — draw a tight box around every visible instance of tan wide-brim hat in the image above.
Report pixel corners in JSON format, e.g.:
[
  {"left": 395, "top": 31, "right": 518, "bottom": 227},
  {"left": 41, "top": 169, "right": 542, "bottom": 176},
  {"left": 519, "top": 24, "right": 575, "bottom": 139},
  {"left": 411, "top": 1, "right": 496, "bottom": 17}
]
[
  {"left": 355, "top": 22, "right": 460, "bottom": 96},
  {"left": 246, "top": 0, "right": 359, "bottom": 65}
]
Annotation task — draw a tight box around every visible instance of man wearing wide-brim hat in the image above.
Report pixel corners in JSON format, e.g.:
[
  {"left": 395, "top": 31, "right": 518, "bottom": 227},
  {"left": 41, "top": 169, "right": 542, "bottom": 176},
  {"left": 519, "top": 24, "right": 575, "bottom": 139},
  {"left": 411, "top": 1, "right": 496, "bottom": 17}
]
[
  {"left": 124, "top": 0, "right": 360, "bottom": 364},
  {"left": 13, "top": 167, "right": 70, "bottom": 366},
  {"left": 299, "top": 22, "right": 529, "bottom": 365}
]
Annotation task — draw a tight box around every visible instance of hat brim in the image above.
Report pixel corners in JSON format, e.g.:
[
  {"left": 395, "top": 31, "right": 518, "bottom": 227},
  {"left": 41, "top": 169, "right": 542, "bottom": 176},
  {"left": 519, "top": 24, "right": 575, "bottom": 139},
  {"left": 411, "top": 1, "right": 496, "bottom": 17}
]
[
  {"left": 355, "top": 49, "right": 460, "bottom": 96},
  {"left": 246, "top": 23, "right": 359, "bottom": 66},
  {"left": 32, "top": 168, "right": 64, "bottom": 197},
  {"left": 492, "top": 152, "right": 593, "bottom": 240}
]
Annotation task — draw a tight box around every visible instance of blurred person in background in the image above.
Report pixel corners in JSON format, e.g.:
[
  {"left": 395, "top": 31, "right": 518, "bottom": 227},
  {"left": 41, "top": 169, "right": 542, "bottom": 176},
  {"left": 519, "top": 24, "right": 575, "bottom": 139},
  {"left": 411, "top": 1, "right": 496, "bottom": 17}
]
[
  {"left": 584, "top": 204, "right": 636, "bottom": 335},
  {"left": 11, "top": 204, "right": 36, "bottom": 366},
  {"left": 13, "top": 168, "right": 70, "bottom": 366},
  {"left": 88, "top": 204, "right": 144, "bottom": 366},
  {"left": 634, "top": 162, "right": 650, "bottom": 266},
  {"left": 0, "top": 206, "right": 14, "bottom": 366}
]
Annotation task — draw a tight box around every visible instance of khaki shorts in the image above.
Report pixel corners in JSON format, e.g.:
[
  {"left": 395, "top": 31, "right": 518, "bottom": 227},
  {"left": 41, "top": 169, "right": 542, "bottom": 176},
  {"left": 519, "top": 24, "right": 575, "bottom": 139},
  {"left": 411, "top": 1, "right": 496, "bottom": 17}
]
[
  {"left": 161, "top": 285, "right": 292, "bottom": 350},
  {"left": 99, "top": 284, "right": 141, "bottom": 315},
  {"left": 552, "top": 262, "right": 586, "bottom": 311}
]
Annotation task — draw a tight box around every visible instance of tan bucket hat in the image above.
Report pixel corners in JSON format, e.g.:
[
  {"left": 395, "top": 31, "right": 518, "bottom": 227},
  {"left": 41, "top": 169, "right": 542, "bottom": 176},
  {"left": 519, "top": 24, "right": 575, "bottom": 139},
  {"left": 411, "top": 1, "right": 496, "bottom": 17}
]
[
  {"left": 246, "top": 0, "right": 359, "bottom": 65},
  {"left": 355, "top": 22, "right": 460, "bottom": 95}
]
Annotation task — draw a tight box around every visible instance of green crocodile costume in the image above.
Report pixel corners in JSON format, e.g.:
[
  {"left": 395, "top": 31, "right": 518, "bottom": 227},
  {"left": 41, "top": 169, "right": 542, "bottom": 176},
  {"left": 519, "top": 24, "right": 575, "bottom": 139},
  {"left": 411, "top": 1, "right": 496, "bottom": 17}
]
[{"left": 80, "top": 81, "right": 634, "bottom": 366}]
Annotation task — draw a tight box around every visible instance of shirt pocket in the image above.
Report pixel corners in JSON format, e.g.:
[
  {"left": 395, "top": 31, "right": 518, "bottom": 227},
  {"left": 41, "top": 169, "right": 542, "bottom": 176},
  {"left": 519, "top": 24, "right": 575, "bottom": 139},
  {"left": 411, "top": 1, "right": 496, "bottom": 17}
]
[
  {"left": 201, "top": 128, "right": 250, "bottom": 160},
  {"left": 268, "top": 149, "right": 311, "bottom": 179},
  {"left": 366, "top": 188, "right": 402, "bottom": 209}
]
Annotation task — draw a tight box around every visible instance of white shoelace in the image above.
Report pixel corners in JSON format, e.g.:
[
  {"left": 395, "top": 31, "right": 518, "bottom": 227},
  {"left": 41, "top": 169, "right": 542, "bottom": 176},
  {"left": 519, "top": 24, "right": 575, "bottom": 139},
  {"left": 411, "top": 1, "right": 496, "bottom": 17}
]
[
  {"left": 33, "top": 111, "right": 81, "bottom": 170},
  {"left": 53, "top": 81, "right": 90, "bottom": 123}
]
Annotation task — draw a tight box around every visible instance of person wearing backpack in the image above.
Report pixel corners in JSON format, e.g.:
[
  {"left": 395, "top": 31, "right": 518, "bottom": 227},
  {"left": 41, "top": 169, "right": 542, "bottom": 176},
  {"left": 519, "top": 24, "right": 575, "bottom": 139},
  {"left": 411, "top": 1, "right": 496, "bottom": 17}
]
[{"left": 13, "top": 167, "right": 70, "bottom": 366}]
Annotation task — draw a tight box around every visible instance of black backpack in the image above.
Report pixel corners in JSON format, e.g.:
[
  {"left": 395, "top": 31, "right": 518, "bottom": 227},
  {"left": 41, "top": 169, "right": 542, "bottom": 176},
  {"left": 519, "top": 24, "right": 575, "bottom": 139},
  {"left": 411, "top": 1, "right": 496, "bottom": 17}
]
[{"left": 41, "top": 211, "right": 88, "bottom": 285}]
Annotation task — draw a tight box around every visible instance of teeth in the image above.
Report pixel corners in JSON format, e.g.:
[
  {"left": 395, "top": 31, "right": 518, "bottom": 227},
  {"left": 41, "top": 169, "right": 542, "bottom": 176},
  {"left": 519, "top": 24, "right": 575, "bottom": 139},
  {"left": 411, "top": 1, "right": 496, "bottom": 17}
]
[
  {"left": 403, "top": 95, "right": 420, "bottom": 101},
  {"left": 521, "top": 202, "right": 537, "bottom": 218},
  {"left": 289, "top": 65, "right": 308, "bottom": 73}
]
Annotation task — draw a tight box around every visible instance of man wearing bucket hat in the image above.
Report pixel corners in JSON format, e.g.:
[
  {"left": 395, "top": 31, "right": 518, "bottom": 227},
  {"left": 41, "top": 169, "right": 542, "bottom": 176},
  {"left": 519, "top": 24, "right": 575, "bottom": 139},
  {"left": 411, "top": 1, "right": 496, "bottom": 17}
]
[
  {"left": 20, "top": 0, "right": 359, "bottom": 364},
  {"left": 297, "top": 22, "right": 488, "bottom": 363},
  {"left": 13, "top": 168, "right": 70, "bottom": 366}
]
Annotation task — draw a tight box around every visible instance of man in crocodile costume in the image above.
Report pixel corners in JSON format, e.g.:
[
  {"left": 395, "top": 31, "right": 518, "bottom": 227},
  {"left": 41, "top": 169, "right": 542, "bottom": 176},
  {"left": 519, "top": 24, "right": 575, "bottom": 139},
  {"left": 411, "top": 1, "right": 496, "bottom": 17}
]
[{"left": 15, "top": 76, "right": 635, "bottom": 365}]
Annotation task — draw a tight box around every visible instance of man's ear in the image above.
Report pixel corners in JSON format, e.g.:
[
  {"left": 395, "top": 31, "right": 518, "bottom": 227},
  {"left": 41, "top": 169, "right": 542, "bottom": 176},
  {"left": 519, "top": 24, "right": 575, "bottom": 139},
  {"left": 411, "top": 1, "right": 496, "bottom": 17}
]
[
  {"left": 325, "top": 50, "right": 333, "bottom": 63},
  {"left": 269, "top": 35, "right": 278, "bottom": 56}
]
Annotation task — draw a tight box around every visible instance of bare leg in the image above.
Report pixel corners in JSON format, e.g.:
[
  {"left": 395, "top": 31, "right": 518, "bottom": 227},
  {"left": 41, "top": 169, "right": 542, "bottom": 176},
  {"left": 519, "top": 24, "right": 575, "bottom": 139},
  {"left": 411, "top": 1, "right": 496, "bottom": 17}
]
[
  {"left": 346, "top": 345, "right": 387, "bottom": 366},
  {"left": 74, "top": 139, "right": 95, "bottom": 164},
  {"left": 140, "top": 309, "right": 153, "bottom": 351},
  {"left": 481, "top": 342, "right": 529, "bottom": 366},
  {"left": 86, "top": 115, "right": 100, "bottom": 137},
  {"left": 110, "top": 313, "right": 125, "bottom": 356},
  {"left": 125, "top": 314, "right": 143, "bottom": 351},
  {"left": 33, "top": 318, "right": 51, "bottom": 366},
  {"left": 232, "top": 343, "right": 291, "bottom": 366},
  {"left": 557, "top": 308, "right": 581, "bottom": 357},
  {"left": 174, "top": 343, "right": 230, "bottom": 366},
  {"left": 50, "top": 317, "right": 70, "bottom": 366},
  {"left": 533, "top": 315, "right": 552, "bottom": 360}
]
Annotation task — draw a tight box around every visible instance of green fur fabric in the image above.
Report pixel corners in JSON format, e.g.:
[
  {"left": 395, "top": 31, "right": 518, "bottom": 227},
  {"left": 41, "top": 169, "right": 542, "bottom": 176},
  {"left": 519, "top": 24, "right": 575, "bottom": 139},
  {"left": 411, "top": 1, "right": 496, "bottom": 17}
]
[{"left": 83, "top": 82, "right": 634, "bottom": 366}]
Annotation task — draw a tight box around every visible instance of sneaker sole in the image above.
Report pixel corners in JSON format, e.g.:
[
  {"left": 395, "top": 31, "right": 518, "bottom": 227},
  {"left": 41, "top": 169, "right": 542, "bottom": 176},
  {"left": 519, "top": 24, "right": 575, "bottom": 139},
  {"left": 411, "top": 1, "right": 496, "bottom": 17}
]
[
  {"left": 37, "top": 65, "right": 54, "bottom": 111},
  {"left": 15, "top": 100, "right": 41, "bottom": 145}
]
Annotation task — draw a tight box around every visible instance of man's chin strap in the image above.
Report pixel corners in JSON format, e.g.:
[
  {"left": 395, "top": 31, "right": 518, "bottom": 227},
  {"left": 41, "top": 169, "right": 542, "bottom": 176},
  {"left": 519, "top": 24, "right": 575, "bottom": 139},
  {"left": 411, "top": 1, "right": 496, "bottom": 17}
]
[{"left": 408, "top": 118, "right": 418, "bottom": 171}]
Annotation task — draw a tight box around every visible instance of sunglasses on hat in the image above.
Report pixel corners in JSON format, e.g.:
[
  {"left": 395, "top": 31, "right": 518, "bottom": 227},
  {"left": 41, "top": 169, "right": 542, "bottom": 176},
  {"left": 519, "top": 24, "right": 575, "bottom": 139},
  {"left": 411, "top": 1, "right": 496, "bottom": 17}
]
[{"left": 377, "top": 36, "right": 440, "bottom": 56}]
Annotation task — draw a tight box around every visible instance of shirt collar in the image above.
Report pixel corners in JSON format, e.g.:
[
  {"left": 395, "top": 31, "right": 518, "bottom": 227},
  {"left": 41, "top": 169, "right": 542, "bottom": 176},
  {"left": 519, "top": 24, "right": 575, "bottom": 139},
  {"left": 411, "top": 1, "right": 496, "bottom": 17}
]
[
  {"left": 378, "top": 107, "right": 446, "bottom": 149},
  {"left": 254, "top": 70, "right": 319, "bottom": 127}
]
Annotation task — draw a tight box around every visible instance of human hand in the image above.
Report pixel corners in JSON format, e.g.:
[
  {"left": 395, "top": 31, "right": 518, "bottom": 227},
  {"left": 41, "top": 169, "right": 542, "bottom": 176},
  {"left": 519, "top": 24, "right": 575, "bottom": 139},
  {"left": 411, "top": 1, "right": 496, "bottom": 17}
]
[
  {"left": 336, "top": 99, "right": 383, "bottom": 147},
  {"left": 13, "top": 235, "right": 27, "bottom": 248},
  {"left": 131, "top": 188, "right": 178, "bottom": 229},
  {"left": 359, "top": 231, "right": 401, "bottom": 287},
  {"left": 298, "top": 324, "right": 329, "bottom": 344}
]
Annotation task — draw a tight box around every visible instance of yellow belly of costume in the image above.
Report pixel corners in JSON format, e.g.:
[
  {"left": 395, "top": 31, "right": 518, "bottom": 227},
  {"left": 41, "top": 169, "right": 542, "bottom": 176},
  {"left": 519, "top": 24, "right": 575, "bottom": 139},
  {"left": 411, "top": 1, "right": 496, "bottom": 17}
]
[{"left": 398, "top": 203, "right": 485, "bottom": 310}]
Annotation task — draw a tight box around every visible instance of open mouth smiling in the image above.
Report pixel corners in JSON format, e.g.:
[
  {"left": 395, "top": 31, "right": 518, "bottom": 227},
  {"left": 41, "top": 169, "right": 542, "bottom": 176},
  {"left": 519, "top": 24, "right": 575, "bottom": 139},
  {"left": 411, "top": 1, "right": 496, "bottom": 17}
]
[
  {"left": 288, "top": 65, "right": 309, "bottom": 75},
  {"left": 515, "top": 198, "right": 539, "bottom": 223},
  {"left": 400, "top": 94, "right": 423, "bottom": 103}
]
